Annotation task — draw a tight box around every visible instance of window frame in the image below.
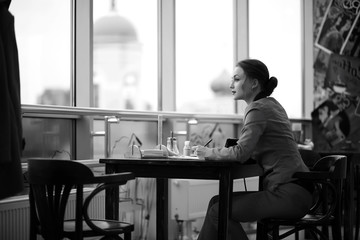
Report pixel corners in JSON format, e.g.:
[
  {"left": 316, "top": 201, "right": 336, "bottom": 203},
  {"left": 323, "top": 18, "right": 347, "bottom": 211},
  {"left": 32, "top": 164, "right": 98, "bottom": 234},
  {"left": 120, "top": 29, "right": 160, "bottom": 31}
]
[
  {"left": 73, "top": 0, "right": 313, "bottom": 115},
  {"left": 18, "top": 0, "right": 312, "bottom": 160}
]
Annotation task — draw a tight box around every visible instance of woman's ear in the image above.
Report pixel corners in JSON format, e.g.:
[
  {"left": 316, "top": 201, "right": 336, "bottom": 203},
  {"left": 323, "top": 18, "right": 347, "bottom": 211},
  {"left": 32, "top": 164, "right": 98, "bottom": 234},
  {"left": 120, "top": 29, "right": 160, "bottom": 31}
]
[{"left": 252, "top": 79, "right": 260, "bottom": 90}]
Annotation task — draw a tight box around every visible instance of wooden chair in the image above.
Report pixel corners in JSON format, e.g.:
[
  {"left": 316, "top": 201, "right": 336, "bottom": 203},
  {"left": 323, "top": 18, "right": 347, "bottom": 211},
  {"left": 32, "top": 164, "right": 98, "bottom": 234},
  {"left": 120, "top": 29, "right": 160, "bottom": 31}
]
[
  {"left": 26, "top": 158, "right": 135, "bottom": 240},
  {"left": 257, "top": 155, "right": 347, "bottom": 240}
]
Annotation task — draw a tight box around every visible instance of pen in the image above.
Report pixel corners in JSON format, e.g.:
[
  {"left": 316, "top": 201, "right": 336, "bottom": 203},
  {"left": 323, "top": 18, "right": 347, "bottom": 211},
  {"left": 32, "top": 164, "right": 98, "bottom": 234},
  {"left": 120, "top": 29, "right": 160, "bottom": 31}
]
[{"left": 204, "top": 139, "right": 213, "bottom": 147}]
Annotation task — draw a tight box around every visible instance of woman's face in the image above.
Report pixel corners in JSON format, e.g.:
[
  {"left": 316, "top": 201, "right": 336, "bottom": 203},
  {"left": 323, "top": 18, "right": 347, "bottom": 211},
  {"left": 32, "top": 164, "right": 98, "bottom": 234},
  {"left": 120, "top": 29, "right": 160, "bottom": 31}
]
[{"left": 229, "top": 66, "right": 254, "bottom": 102}]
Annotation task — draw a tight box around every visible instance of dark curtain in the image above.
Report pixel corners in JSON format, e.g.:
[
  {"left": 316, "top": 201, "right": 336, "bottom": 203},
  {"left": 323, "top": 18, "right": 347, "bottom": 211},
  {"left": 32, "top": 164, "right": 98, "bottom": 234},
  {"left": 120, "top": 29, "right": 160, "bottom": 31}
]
[{"left": 0, "top": 0, "right": 24, "bottom": 200}]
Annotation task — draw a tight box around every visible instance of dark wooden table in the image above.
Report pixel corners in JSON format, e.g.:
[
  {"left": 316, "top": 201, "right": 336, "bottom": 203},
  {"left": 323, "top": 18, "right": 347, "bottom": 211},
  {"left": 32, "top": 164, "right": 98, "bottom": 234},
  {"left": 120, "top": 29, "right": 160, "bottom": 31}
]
[
  {"left": 319, "top": 151, "right": 360, "bottom": 240},
  {"left": 99, "top": 157, "right": 263, "bottom": 240}
]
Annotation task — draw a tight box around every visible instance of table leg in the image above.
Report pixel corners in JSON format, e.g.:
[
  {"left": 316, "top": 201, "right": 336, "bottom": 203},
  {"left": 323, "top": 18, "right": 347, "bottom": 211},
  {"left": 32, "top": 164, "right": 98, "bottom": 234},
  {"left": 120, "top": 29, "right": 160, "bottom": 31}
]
[
  {"left": 104, "top": 164, "right": 119, "bottom": 220},
  {"left": 218, "top": 170, "right": 232, "bottom": 239},
  {"left": 156, "top": 178, "right": 168, "bottom": 240}
]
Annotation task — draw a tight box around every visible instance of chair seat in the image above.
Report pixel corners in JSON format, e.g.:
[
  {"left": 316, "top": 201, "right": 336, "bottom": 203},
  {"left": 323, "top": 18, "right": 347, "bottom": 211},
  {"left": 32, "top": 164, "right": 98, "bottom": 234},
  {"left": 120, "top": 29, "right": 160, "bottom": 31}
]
[
  {"left": 33, "top": 219, "right": 134, "bottom": 239},
  {"left": 301, "top": 214, "right": 334, "bottom": 222},
  {"left": 265, "top": 214, "right": 334, "bottom": 226},
  {"left": 63, "top": 219, "right": 134, "bottom": 236}
]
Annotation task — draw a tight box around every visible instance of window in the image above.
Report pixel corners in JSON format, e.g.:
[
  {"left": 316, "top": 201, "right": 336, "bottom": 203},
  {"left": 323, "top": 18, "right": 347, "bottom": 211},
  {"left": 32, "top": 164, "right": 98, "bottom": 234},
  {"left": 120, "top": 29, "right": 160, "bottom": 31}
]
[
  {"left": 10, "top": 0, "right": 71, "bottom": 106},
  {"left": 22, "top": 118, "right": 73, "bottom": 161},
  {"left": 175, "top": 0, "right": 234, "bottom": 114},
  {"left": 93, "top": 0, "right": 158, "bottom": 111},
  {"left": 249, "top": 0, "right": 302, "bottom": 118}
]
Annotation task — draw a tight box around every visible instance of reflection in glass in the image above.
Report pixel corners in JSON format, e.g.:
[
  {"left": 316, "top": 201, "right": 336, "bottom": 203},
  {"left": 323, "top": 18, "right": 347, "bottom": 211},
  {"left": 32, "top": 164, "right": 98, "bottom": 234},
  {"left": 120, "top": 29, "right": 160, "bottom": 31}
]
[
  {"left": 22, "top": 118, "right": 72, "bottom": 161},
  {"left": 175, "top": 0, "right": 234, "bottom": 114},
  {"left": 162, "top": 118, "right": 239, "bottom": 152},
  {"left": 93, "top": 119, "right": 158, "bottom": 159},
  {"left": 9, "top": 0, "right": 71, "bottom": 106},
  {"left": 93, "top": 0, "right": 157, "bottom": 110}
]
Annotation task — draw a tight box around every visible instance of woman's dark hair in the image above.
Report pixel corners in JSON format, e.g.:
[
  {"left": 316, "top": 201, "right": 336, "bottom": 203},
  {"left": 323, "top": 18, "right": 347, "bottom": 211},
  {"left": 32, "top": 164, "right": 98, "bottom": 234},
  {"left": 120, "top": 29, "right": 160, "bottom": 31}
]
[{"left": 236, "top": 59, "right": 278, "bottom": 97}]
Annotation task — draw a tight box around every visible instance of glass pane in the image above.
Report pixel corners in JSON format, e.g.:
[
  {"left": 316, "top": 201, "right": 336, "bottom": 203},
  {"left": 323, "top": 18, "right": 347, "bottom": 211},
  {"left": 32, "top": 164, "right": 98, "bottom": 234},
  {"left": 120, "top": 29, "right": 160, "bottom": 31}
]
[
  {"left": 111, "top": 120, "right": 158, "bottom": 157},
  {"left": 93, "top": 0, "right": 158, "bottom": 111},
  {"left": 22, "top": 118, "right": 73, "bottom": 162},
  {"left": 9, "top": 0, "right": 71, "bottom": 106},
  {"left": 175, "top": 0, "right": 234, "bottom": 114},
  {"left": 92, "top": 120, "right": 158, "bottom": 159},
  {"left": 249, "top": 0, "right": 302, "bottom": 118}
]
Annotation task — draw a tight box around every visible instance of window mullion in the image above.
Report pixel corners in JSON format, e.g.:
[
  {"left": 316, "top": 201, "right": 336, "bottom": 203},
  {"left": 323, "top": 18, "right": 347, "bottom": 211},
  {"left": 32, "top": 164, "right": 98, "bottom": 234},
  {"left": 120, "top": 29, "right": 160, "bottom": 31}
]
[{"left": 159, "top": 0, "right": 176, "bottom": 111}]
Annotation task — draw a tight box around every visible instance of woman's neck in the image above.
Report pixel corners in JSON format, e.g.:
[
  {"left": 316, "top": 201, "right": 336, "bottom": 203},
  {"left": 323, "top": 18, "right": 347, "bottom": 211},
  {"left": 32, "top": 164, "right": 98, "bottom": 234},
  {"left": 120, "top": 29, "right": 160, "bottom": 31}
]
[
  {"left": 244, "top": 89, "right": 262, "bottom": 105},
  {"left": 253, "top": 91, "right": 267, "bottom": 101}
]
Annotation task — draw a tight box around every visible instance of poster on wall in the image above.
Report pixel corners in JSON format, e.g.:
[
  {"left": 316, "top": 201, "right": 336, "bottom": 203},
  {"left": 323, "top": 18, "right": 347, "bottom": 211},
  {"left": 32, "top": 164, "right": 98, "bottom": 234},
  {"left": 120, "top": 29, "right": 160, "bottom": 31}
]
[
  {"left": 312, "top": 100, "right": 350, "bottom": 150},
  {"left": 315, "top": 0, "right": 360, "bottom": 55},
  {"left": 312, "top": 54, "right": 360, "bottom": 151},
  {"left": 342, "top": 12, "right": 360, "bottom": 57}
]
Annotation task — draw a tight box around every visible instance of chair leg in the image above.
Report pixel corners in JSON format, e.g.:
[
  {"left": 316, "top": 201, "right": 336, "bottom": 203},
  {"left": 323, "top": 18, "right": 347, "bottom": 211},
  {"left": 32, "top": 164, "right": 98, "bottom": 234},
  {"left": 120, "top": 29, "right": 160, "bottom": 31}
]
[
  {"left": 295, "top": 230, "right": 299, "bottom": 240},
  {"left": 332, "top": 196, "right": 343, "bottom": 240},
  {"left": 321, "top": 224, "right": 329, "bottom": 239},
  {"left": 124, "top": 232, "right": 132, "bottom": 240},
  {"left": 272, "top": 225, "right": 280, "bottom": 240},
  {"left": 331, "top": 222, "right": 342, "bottom": 240},
  {"left": 355, "top": 165, "right": 360, "bottom": 240},
  {"left": 308, "top": 230, "right": 320, "bottom": 240},
  {"left": 256, "top": 222, "right": 267, "bottom": 240},
  {"left": 311, "top": 227, "right": 330, "bottom": 240},
  {"left": 304, "top": 229, "right": 313, "bottom": 239}
]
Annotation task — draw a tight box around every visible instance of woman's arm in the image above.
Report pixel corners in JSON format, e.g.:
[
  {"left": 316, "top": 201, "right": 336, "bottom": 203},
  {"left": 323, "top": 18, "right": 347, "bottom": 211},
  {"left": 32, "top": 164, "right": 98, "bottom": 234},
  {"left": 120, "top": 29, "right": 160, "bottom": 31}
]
[{"left": 195, "top": 108, "right": 267, "bottom": 162}]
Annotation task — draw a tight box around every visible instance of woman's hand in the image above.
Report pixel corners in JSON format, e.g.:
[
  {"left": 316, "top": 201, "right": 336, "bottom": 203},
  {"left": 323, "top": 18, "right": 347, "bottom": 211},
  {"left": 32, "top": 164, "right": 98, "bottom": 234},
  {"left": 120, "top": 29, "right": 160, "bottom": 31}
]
[{"left": 192, "top": 145, "right": 207, "bottom": 159}]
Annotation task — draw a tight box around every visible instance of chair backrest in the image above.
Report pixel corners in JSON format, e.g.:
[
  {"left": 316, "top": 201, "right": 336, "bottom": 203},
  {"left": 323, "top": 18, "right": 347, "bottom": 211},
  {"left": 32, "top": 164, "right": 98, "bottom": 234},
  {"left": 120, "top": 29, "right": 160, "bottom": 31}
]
[
  {"left": 27, "top": 159, "right": 95, "bottom": 240},
  {"left": 28, "top": 158, "right": 95, "bottom": 184},
  {"left": 309, "top": 155, "right": 347, "bottom": 223},
  {"left": 312, "top": 155, "right": 347, "bottom": 180}
]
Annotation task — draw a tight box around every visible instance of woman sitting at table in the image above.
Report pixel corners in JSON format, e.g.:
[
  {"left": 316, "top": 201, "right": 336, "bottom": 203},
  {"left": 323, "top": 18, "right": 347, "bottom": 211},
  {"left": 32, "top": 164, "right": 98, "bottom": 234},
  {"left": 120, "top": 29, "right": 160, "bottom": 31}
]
[{"left": 193, "top": 59, "right": 313, "bottom": 240}]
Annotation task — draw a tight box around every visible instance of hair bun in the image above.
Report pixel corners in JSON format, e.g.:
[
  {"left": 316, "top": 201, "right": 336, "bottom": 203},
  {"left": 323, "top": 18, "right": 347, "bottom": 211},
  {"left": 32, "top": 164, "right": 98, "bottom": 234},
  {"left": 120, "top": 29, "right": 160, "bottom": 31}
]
[
  {"left": 264, "top": 76, "right": 278, "bottom": 96},
  {"left": 268, "top": 77, "right": 278, "bottom": 88}
]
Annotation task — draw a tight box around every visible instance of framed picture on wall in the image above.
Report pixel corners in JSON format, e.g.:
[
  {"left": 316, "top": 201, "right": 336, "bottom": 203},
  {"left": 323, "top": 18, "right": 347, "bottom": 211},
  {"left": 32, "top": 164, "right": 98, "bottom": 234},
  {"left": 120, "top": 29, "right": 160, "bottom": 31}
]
[{"left": 315, "top": 0, "right": 360, "bottom": 55}]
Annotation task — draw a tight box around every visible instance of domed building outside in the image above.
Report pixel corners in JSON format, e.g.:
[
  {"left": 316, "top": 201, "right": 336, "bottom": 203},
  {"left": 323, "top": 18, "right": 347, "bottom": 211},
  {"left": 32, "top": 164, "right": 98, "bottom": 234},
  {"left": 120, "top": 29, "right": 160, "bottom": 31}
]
[
  {"left": 93, "top": 1, "right": 149, "bottom": 110},
  {"left": 178, "top": 69, "right": 239, "bottom": 114}
]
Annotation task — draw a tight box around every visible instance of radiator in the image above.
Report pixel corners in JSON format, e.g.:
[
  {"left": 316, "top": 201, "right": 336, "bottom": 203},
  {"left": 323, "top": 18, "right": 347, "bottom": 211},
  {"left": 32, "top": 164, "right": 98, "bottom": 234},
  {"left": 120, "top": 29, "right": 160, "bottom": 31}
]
[{"left": 0, "top": 188, "right": 105, "bottom": 240}]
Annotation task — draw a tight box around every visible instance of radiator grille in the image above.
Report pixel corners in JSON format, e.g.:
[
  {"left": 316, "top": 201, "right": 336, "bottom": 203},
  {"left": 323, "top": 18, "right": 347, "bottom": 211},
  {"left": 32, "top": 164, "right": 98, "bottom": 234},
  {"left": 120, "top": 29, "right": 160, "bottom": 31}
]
[{"left": 0, "top": 201, "right": 30, "bottom": 240}]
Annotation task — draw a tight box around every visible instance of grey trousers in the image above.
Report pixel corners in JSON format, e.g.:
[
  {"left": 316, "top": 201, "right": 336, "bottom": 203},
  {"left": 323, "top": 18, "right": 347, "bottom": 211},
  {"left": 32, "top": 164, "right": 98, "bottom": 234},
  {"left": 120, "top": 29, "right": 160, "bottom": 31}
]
[{"left": 197, "top": 182, "right": 313, "bottom": 240}]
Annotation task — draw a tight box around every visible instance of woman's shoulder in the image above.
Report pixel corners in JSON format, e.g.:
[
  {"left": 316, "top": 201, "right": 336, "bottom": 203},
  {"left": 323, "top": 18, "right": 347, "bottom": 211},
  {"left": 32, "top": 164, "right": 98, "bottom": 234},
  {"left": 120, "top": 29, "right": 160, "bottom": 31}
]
[
  {"left": 244, "top": 98, "right": 274, "bottom": 120},
  {"left": 248, "top": 97, "right": 279, "bottom": 109},
  {"left": 246, "top": 97, "right": 287, "bottom": 118}
]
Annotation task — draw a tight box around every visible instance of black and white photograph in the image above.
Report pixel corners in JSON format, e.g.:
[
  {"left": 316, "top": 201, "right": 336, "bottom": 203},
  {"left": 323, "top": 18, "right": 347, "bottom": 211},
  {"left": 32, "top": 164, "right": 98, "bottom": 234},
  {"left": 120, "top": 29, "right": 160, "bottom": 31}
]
[{"left": 2, "top": 0, "right": 360, "bottom": 240}]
